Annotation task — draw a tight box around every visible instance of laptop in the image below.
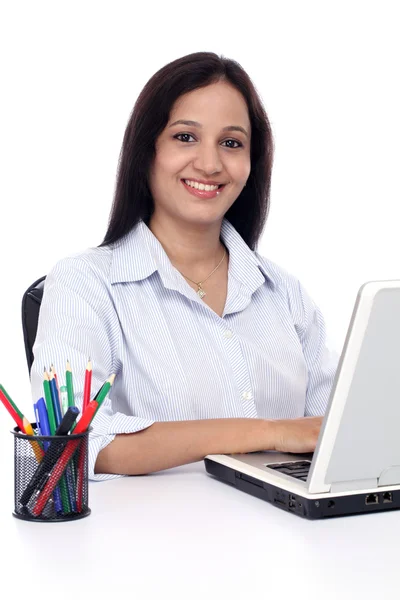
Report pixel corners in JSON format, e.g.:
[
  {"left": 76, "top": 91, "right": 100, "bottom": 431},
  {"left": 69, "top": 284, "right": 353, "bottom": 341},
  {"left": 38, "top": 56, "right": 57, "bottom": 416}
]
[{"left": 205, "top": 280, "right": 400, "bottom": 519}]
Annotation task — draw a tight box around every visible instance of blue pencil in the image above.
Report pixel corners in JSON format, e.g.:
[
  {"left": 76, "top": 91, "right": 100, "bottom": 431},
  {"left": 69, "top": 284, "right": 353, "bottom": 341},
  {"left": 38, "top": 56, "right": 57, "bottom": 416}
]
[{"left": 36, "top": 397, "right": 63, "bottom": 515}]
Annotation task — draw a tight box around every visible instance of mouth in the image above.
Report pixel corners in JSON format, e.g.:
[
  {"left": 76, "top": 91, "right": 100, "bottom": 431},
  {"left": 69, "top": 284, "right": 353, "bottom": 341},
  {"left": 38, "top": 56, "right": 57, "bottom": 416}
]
[{"left": 181, "top": 179, "right": 226, "bottom": 199}]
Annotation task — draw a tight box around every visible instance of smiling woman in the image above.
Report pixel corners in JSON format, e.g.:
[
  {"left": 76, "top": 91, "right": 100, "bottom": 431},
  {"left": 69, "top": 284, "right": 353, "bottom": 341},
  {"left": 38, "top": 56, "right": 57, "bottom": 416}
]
[{"left": 30, "top": 52, "right": 338, "bottom": 481}]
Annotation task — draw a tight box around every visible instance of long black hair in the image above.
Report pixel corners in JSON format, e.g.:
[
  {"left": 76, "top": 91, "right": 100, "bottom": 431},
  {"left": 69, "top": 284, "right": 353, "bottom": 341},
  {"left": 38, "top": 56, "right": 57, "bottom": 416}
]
[{"left": 100, "top": 52, "right": 274, "bottom": 250}]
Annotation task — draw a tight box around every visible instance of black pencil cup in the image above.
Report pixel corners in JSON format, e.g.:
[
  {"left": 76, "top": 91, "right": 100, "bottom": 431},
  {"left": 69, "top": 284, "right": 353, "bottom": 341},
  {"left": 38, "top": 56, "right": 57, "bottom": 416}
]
[{"left": 12, "top": 424, "right": 91, "bottom": 522}]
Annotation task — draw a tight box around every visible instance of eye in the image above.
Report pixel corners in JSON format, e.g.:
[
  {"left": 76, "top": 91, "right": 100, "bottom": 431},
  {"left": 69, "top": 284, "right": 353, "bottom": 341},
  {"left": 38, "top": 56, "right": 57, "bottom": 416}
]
[{"left": 173, "top": 133, "right": 243, "bottom": 148}]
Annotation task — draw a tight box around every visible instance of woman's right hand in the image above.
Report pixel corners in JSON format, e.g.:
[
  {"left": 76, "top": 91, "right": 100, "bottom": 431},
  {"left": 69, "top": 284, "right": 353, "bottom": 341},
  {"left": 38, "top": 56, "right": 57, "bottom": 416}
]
[{"left": 269, "top": 416, "right": 324, "bottom": 454}]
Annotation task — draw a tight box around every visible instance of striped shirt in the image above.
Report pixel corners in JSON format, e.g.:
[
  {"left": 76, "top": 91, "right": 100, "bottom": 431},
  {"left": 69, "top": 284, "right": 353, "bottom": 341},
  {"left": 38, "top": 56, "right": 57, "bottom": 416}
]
[{"left": 31, "top": 218, "right": 339, "bottom": 481}]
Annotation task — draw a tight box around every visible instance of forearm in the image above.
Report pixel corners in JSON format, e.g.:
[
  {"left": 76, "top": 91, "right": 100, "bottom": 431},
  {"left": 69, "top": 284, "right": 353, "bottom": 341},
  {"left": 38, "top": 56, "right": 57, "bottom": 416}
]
[{"left": 95, "top": 418, "right": 277, "bottom": 476}]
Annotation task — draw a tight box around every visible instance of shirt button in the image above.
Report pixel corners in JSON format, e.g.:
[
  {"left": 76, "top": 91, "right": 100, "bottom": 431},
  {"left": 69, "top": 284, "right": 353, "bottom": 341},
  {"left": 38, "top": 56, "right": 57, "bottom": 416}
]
[
  {"left": 242, "top": 391, "right": 253, "bottom": 400},
  {"left": 223, "top": 329, "right": 233, "bottom": 339}
]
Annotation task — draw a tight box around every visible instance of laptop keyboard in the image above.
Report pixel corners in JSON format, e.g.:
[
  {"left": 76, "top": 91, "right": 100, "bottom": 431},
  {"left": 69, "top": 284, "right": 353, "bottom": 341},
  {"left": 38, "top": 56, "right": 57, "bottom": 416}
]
[{"left": 265, "top": 460, "right": 312, "bottom": 481}]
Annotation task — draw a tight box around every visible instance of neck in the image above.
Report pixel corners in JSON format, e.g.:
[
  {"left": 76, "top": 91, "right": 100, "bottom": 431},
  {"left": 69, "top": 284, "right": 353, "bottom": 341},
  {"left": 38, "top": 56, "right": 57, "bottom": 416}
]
[{"left": 148, "top": 212, "right": 226, "bottom": 277}]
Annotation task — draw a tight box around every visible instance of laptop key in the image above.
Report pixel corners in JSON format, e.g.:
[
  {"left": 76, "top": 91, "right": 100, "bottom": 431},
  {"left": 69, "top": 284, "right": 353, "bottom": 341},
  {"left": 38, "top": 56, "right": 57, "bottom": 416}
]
[{"left": 280, "top": 461, "right": 311, "bottom": 469}]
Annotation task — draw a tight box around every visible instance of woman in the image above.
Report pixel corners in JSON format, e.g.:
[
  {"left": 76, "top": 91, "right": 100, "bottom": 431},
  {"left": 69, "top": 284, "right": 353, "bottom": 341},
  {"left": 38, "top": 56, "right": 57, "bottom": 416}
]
[{"left": 31, "top": 51, "right": 338, "bottom": 481}]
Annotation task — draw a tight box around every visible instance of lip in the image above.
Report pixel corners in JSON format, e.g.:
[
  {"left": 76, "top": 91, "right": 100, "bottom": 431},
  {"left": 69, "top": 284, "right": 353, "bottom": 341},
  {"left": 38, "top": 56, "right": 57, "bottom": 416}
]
[{"left": 181, "top": 179, "right": 226, "bottom": 199}]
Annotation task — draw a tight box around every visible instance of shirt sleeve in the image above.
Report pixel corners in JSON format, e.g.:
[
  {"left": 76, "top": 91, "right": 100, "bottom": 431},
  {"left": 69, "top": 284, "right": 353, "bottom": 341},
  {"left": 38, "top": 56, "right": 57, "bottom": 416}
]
[
  {"left": 286, "top": 277, "right": 339, "bottom": 416},
  {"left": 30, "top": 256, "right": 155, "bottom": 481}
]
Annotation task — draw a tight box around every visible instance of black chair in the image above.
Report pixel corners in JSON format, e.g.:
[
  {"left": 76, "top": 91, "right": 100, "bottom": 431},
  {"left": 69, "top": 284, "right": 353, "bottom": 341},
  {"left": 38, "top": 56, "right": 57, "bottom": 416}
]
[{"left": 22, "top": 276, "right": 46, "bottom": 374}]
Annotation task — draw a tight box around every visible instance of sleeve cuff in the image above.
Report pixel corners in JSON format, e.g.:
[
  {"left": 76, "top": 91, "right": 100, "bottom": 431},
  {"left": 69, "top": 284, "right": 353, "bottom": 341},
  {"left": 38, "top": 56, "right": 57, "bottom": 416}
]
[{"left": 87, "top": 416, "right": 155, "bottom": 481}]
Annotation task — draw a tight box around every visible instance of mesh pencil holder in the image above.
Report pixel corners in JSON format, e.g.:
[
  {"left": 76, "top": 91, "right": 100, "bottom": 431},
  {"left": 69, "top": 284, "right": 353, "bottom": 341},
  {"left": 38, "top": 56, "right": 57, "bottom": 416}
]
[{"left": 12, "top": 424, "right": 91, "bottom": 522}]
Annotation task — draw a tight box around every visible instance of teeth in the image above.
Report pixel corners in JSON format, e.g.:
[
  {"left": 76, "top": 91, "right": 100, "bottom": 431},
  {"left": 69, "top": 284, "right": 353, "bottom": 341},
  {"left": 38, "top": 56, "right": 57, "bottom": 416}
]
[{"left": 184, "top": 179, "right": 219, "bottom": 191}]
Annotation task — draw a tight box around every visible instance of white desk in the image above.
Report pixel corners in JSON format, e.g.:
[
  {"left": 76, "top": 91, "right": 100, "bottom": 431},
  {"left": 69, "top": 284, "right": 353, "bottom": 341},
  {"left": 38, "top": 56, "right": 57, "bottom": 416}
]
[{"left": 1, "top": 432, "right": 398, "bottom": 600}]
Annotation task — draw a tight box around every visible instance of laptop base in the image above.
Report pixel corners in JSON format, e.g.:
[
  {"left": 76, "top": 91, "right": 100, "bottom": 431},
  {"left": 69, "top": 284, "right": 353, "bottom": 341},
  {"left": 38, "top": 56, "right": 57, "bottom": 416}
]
[{"left": 204, "top": 458, "right": 400, "bottom": 520}]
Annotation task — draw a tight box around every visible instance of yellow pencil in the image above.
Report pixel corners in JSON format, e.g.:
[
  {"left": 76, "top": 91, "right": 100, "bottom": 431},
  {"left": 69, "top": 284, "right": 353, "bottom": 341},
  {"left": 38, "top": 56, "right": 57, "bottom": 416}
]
[{"left": 22, "top": 416, "right": 44, "bottom": 463}]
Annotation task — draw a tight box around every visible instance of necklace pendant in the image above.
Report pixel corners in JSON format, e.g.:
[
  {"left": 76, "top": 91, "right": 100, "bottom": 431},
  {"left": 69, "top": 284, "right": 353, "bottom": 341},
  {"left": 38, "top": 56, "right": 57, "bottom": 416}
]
[{"left": 197, "top": 286, "right": 206, "bottom": 299}]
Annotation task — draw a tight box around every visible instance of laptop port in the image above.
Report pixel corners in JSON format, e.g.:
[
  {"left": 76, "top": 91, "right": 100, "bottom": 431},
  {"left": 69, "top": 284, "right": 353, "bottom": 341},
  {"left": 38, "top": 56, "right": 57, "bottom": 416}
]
[
  {"left": 365, "top": 493, "right": 379, "bottom": 505},
  {"left": 328, "top": 500, "right": 335, "bottom": 508},
  {"left": 383, "top": 492, "right": 393, "bottom": 503},
  {"left": 289, "top": 501, "right": 295, "bottom": 509},
  {"left": 289, "top": 494, "right": 296, "bottom": 502}
]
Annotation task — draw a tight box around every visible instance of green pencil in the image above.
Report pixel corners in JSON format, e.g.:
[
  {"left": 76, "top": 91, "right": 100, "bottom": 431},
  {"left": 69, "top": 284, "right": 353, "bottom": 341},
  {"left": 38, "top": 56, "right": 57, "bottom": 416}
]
[
  {"left": 70, "top": 374, "right": 115, "bottom": 433},
  {"left": 65, "top": 360, "right": 75, "bottom": 407},
  {"left": 43, "top": 369, "right": 57, "bottom": 434},
  {"left": 93, "top": 374, "right": 115, "bottom": 412}
]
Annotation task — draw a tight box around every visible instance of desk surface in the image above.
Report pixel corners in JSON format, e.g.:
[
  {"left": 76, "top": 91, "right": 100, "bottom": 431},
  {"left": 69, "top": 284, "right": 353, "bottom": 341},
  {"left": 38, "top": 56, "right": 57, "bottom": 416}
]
[{"left": 1, "top": 433, "right": 398, "bottom": 600}]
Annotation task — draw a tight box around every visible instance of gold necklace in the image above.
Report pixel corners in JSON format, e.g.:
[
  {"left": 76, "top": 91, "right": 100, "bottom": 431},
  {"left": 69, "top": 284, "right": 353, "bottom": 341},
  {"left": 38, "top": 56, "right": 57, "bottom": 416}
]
[{"left": 178, "top": 247, "right": 227, "bottom": 299}]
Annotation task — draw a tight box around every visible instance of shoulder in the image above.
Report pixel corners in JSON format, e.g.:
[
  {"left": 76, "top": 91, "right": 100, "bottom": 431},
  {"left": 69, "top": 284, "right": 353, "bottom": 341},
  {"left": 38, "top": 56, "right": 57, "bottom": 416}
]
[
  {"left": 253, "top": 251, "right": 301, "bottom": 296},
  {"left": 46, "top": 244, "right": 113, "bottom": 287},
  {"left": 253, "top": 251, "right": 317, "bottom": 329},
  {"left": 43, "top": 245, "right": 118, "bottom": 315}
]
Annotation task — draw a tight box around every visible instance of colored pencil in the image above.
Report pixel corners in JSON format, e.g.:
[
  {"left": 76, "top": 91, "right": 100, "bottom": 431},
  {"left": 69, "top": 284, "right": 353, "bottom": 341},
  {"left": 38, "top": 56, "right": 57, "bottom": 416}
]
[
  {"left": 0, "top": 385, "right": 44, "bottom": 461},
  {"left": 66, "top": 360, "right": 75, "bottom": 407},
  {"left": 0, "top": 387, "right": 24, "bottom": 431},
  {"left": 82, "top": 358, "right": 92, "bottom": 411},
  {"left": 50, "top": 364, "right": 62, "bottom": 410},
  {"left": 43, "top": 369, "right": 57, "bottom": 434},
  {"left": 22, "top": 417, "right": 45, "bottom": 462},
  {"left": 92, "top": 374, "right": 116, "bottom": 418},
  {"left": 49, "top": 371, "right": 63, "bottom": 427},
  {"left": 48, "top": 369, "right": 71, "bottom": 513},
  {"left": 0, "top": 384, "right": 23, "bottom": 420}
]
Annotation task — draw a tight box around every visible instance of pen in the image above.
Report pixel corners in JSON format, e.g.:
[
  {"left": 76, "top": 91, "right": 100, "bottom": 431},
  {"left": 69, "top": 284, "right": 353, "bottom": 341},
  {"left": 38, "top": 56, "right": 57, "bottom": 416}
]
[
  {"left": 33, "top": 402, "right": 40, "bottom": 431},
  {"left": 60, "top": 386, "right": 69, "bottom": 416},
  {"left": 21, "top": 397, "right": 63, "bottom": 514},
  {"left": 56, "top": 406, "right": 80, "bottom": 435}
]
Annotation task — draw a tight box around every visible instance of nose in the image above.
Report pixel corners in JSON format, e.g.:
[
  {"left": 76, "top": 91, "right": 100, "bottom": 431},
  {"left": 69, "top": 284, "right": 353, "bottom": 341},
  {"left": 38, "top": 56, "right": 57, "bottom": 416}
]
[{"left": 192, "top": 142, "right": 223, "bottom": 176}]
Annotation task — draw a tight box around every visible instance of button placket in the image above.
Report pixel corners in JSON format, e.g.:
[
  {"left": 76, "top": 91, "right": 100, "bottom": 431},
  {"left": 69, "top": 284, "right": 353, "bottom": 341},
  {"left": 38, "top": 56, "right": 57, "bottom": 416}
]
[{"left": 220, "top": 324, "right": 257, "bottom": 418}]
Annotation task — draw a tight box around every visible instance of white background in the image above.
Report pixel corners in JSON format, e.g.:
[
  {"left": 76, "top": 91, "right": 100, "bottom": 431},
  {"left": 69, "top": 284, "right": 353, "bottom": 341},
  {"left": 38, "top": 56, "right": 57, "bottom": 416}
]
[{"left": 0, "top": 0, "right": 399, "bottom": 418}]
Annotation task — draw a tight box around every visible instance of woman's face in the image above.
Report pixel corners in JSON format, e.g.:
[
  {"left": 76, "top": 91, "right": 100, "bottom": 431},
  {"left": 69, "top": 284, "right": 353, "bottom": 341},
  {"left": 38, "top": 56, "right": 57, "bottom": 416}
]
[{"left": 148, "top": 80, "right": 251, "bottom": 228}]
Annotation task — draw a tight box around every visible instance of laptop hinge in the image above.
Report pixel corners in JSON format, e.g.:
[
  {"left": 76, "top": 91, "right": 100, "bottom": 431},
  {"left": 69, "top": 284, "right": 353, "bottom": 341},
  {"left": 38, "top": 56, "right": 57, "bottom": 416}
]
[
  {"left": 378, "top": 466, "right": 400, "bottom": 487},
  {"left": 330, "top": 478, "right": 377, "bottom": 493}
]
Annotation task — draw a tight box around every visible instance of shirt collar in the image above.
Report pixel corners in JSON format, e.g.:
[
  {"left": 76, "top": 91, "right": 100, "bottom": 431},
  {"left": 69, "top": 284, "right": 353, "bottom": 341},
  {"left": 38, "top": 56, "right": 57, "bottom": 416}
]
[{"left": 109, "top": 218, "right": 278, "bottom": 295}]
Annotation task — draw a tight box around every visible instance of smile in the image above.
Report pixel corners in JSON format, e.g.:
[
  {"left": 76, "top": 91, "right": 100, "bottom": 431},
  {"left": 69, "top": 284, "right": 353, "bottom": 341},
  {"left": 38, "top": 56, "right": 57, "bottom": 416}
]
[{"left": 181, "top": 179, "right": 226, "bottom": 199}]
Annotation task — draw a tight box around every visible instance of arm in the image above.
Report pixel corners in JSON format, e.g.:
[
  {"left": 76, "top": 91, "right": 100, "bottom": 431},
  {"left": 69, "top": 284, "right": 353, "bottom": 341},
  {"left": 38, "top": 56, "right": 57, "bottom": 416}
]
[
  {"left": 96, "top": 418, "right": 274, "bottom": 475},
  {"left": 96, "top": 415, "right": 324, "bottom": 476}
]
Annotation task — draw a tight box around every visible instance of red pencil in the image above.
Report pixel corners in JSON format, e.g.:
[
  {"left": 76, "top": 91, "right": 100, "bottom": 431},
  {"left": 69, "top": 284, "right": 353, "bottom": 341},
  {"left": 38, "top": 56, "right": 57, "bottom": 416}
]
[
  {"left": 0, "top": 388, "right": 24, "bottom": 431},
  {"left": 32, "top": 401, "right": 98, "bottom": 516},
  {"left": 76, "top": 441, "right": 87, "bottom": 512},
  {"left": 82, "top": 359, "right": 92, "bottom": 412}
]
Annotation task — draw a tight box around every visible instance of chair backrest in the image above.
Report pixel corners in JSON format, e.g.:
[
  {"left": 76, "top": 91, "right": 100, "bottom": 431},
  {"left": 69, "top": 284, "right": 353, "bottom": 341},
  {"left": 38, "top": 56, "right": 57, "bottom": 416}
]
[{"left": 22, "top": 276, "right": 46, "bottom": 374}]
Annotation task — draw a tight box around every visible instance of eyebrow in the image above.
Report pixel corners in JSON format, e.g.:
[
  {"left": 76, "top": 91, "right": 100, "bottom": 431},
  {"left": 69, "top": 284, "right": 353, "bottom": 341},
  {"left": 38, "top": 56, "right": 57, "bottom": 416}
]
[{"left": 168, "top": 119, "right": 249, "bottom": 138}]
